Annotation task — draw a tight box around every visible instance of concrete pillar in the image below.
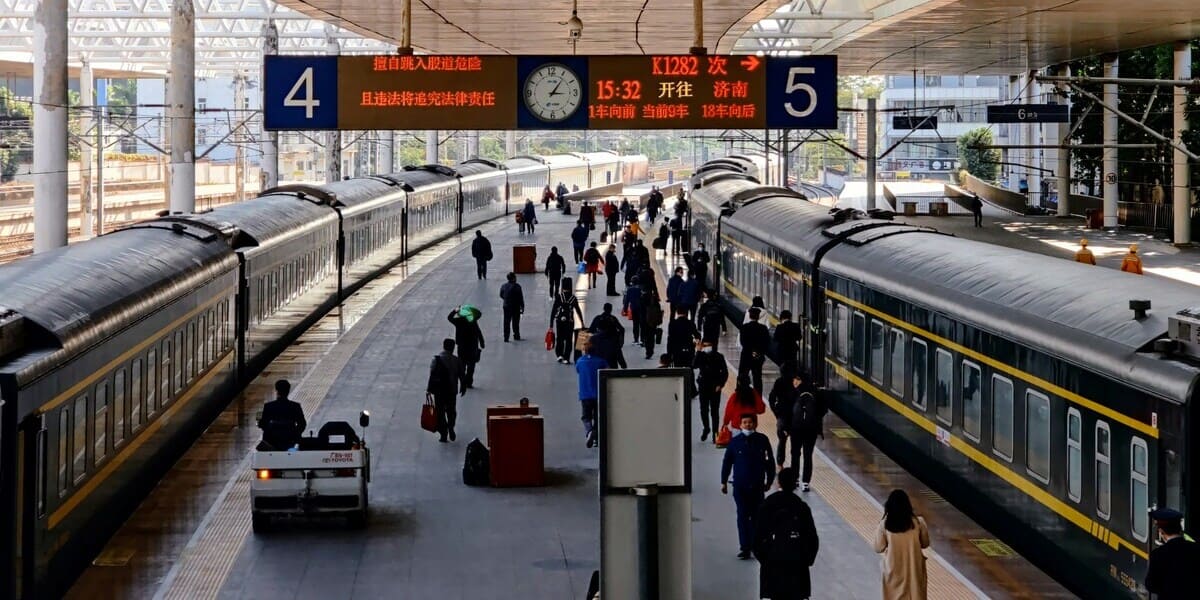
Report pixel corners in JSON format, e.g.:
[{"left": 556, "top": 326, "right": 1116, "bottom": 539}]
[
  {"left": 168, "top": 0, "right": 195, "bottom": 214},
  {"left": 324, "top": 29, "right": 341, "bottom": 183},
  {"left": 260, "top": 20, "right": 279, "bottom": 190},
  {"left": 379, "top": 131, "right": 395, "bottom": 174},
  {"left": 866, "top": 98, "right": 877, "bottom": 210},
  {"left": 426, "top": 130, "right": 438, "bottom": 164},
  {"left": 32, "top": 0, "right": 68, "bottom": 252},
  {"left": 1103, "top": 56, "right": 1119, "bottom": 228},
  {"left": 234, "top": 73, "right": 246, "bottom": 202},
  {"left": 467, "top": 130, "right": 480, "bottom": 159},
  {"left": 79, "top": 60, "right": 94, "bottom": 238},
  {"left": 505, "top": 130, "right": 517, "bottom": 157},
  {"left": 1025, "top": 71, "right": 1042, "bottom": 207},
  {"left": 1172, "top": 43, "right": 1193, "bottom": 245},
  {"left": 1006, "top": 75, "right": 1020, "bottom": 191},
  {"left": 1056, "top": 65, "right": 1073, "bottom": 218}
]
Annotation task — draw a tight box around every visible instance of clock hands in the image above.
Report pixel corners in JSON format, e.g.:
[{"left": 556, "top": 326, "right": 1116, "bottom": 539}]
[{"left": 548, "top": 79, "right": 564, "bottom": 97}]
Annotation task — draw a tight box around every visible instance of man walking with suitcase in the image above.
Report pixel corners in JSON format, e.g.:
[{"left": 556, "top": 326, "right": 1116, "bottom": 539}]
[{"left": 426, "top": 338, "right": 467, "bottom": 443}]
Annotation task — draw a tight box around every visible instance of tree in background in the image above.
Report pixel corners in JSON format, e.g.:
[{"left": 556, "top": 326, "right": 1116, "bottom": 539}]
[
  {"left": 0, "top": 86, "right": 31, "bottom": 182},
  {"left": 957, "top": 126, "right": 1001, "bottom": 182}
]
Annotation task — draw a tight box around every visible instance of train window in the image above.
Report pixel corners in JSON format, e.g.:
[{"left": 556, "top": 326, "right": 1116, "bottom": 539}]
[
  {"left": 1067, "top": 409, "right": 1082, "bottom": 502},
  {"left": 1025, "top": 391, "right": 1050, "bottom": 483},
  {"left": 113, "top": 369, "right": 126, "bottom": 447},
  {"left": 162, "top": 339, "right": 173, "bottom": 405},
  {"left": 1131, "top": 437, "right": 1149, "bottom": 541},
  {"left": 187, "top": 322, "right": 196, "bottom": 382},
  {"left": 200, "top": 314, "right": 208, "bottom": 367},
  {"left": 131, "top": 360, "right": 143, "bottom": 431},
  {"left": 1096, "top": 421, "right": 1112, "bottom": 520},
  {"left": 835, "top": 305, "right": 848, "bottom": 361},
  {"left": 851, "top": 312, "right": 866, "bottom": 372},
  {"left": 887, "top": 328, "right": 905, "bottom": 396},
  {"left": 991, "top": 376, "right": 1014, "bottom": 461},
  {"left": 824, "top": 300, "right": 833, "bottom": 355},
  {"left": 73, "top": 394, "right": 87, "bottom": 483},
  {"left": 173, "top": 330, "right": 184, "bottom": 393},
  {"left": 147, "top": 350, "right": 158, "bottom": 414},
  {"left": 94, "top": 383, "right": 109, "bottom": 464},
  {"left": 961, "top": 361, "right": 982, "bottom": 441},
  {"left": 58, "top": 408, "right": 69, "bottom": 496},
  {"left": 934, "top": 349, "right": 953, "bottom": 425},
  {"left": 910, "top": 339, "right": 928, "bottom": 410},
  {"left": 36, "top": 427, "right": 47, "bottom": 516},
  {"left": 869, "top": 321, "right": 884, "bottom": 384}
]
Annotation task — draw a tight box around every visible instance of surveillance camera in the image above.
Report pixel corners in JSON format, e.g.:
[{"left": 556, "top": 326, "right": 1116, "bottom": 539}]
[{"left": 568, "top": 14, "right": 583, "bottom": 39}]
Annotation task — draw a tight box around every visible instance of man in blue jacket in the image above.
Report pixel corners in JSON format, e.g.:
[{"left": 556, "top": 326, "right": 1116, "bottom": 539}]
[
  {"left": 575, "top": 342, "right": 608, "bottom": 448},
  {"left": 571, "top": 221, "right": 589, "bottom": 264},
  {"left": 722, "top": 413, "right": 776, "bottom": 559}
]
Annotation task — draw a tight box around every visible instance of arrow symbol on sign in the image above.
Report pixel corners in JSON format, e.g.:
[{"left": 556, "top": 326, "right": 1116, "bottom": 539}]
[{"left": 740, "top": 56, "right": 760, "bottom": 71}]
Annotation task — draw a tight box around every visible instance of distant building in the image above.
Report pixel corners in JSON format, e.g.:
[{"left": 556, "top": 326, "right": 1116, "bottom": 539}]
[{"left": 136, "top": 76, "right": 259, "bottom": 164}]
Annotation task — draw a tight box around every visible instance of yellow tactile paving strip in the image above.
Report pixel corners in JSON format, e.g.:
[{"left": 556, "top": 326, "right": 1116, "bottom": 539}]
[{"left": 155, "top": 235, "right": 476, "bottom": 600}]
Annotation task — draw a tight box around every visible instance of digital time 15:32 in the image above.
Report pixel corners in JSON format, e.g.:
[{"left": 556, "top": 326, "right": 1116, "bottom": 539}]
[{"left": 595, "top": 79, "right": 642, "bottom": 101}]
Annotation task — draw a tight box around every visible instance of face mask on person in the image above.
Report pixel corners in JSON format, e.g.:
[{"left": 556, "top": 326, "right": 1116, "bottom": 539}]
[{"left": 701, "top": 346, "right": 713, "bottom": 353}]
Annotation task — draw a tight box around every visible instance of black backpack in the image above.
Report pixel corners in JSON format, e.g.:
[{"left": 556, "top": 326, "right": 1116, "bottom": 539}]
[
  {"left": 463, "top": 438, "right": 490, "bottom": 486},
  {"left": 765, "top": 504, "right": 813, "bottom": 562},
  {"left": 791, "top": 391, "right": 825, "bottom": 433}
]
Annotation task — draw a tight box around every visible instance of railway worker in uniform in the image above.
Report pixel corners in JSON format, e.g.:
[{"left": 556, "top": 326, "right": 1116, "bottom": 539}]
[
  {"left": 692, "top": 340, "right": 729, "bottom": 441},
  {"left": 873, "top": 489, "right": 931, "bottom": 600},
  {"left": 551, "top": 277, "right": 585, "bottom": 364},
  {"left": 675, "top": 188, "right": 689, "bottom": 220},
  {"left": 721, "top": 412, "right": 776, "bottom": 560},
  {"left": 740, "top": 307, "right": 772, "bottom": 392},
  {"left": 545, "top": 246, "right": 567, "bottom": 298},
  {"left": 426, "top": 338, "right": 467, "bottom": 443},
  {"left": 471, "top": 230, "right": 493, "bottom": 280},
  {"left": 259, "top": 379, "right": 307, "bottom": 450},
  {"left": 1145, "top": 507, "right": 1200, "bottom": 599},
  {"left": 575, "top": 341, "right": 608, "bottom": 448},
  {"left": 691, "top": 242, "right": 711, "bottom": 291},
  {"left": 753, "top": 467, "right": 820, "bottom": 600},
  {"left": 667, "top": 306, "right": 701, "bottom": 368},
  {"left": 667, "top": 266, "right": 686, "bottom": 317},
  {"left": 522, "top": 199, "right": 537, "bottom": 234},
  {"left": 773, "top": 310, "right": 802, "bottom": 373},
  {"left": 499, "top": 272, "right": 525, "bottom": 342},
  {"left": 571, "top": 221, "right": 590, "bottom": 264},
  {"left": 1075, "top": 238, "right": 1097, "bottom": 265},
  {"left": 447, "top": 305, "right": 485, "bottom": 389},
  {"left": 1121, "top": 243, "right": 1144, "bottom": 275},
  {"left": 604, "top": 245, "right": 621, "bottom": 297}
]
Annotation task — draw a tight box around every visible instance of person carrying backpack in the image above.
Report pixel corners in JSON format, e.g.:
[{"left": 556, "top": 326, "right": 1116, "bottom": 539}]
[
  {"left": 787, "top": 386, "right": 826, "bottom": 492},
  {"left": 753, "top": 467, "right": 819, "bottom": 599}
]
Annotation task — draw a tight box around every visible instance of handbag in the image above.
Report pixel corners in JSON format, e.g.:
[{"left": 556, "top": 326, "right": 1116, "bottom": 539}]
[
  {"left": 545, "top": 328, "right": 555, "bottom": 351},
  {"left": 577, "top": 261, "right": 586, "bottom": 274},
  {"left": 420, "top": 393, "right": 438, "bottom": 433},
  {"left": 714, "top": 424, "right": 732, "bottom": 448}
]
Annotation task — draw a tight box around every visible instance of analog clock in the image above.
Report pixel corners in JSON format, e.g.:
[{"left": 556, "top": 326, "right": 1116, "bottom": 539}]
[{"left": 523, "top": 63, "right": 582, "bottom": 123}]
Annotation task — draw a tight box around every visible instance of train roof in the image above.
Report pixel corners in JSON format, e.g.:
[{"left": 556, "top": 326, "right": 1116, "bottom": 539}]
[
  {"left": 454, "top": 161, "right": 501, "bottom": 178},
  {"left": 0, "top": 224, "right": 235, "bottom": 377},
  {"left": 824, "top": 231, "right": 1200, "bottom": 402},
  {"left": 393, "top": 165, "right": 458, "bottom": 188},
  {"left": 572, "top": 151, "right": 620, "bottom": 165},
  {"left": 723, "top": 194, "right": 840, "bottom": 263},
  {"left": 540, "top": 154, "right": 588, "bottom": 169},
  {"left": 181, "top": 190, "right": 335, "bottom": 248}
]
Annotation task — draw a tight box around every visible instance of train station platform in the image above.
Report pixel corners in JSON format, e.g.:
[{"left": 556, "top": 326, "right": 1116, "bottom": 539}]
[{"left": 71, "top": 202, "right": 1063, "bottom": 600}]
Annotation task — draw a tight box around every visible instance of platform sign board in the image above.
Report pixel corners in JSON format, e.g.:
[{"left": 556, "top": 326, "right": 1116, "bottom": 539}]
[
  {"left": 599, "top": 369, "right": 691, "bottom": 600},
  {"left": 987, "top": 103, "right": 1069, "bottom": 123},
  {"left": 892, "top": 115, "right": 938, "bottom": 130},
  {"left": 263, "top": 54, "right": 838, "bottom": 131}
]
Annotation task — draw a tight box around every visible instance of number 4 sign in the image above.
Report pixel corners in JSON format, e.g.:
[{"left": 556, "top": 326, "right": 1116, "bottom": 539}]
[
  {"left": 766, "top": 55, "right": 838, "bottom": 129},
  {"left": 264, "top": 56, "right": 339, "bottom": 130}
]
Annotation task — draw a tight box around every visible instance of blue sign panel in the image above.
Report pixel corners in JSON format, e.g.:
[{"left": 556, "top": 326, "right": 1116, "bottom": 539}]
[
  {"left": 765, "top": 55, "right": 838, "bottom": 129},
  {"left": 263, "top": 55, "right": 339, "bottom": 130}
]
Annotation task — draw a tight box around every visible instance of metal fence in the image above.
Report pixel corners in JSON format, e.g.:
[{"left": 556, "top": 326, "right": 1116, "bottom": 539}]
[{"left": 1118, "top": 202, "right": 1173, "bottom": 232}]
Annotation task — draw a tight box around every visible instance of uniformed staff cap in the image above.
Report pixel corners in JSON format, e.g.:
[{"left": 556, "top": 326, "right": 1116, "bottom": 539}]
[{"left": 1150, "top": 507, "right": 1183, "bottom": 522}]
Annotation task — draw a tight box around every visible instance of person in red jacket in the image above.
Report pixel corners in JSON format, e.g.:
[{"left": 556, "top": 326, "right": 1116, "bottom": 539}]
[{"left": 723, "top": 375, "right": 766, "bottom": 434}]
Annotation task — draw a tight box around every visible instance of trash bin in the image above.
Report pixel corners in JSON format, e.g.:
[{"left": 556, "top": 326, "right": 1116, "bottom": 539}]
[
  {"left": 488, "top": 415, "right": 544, "bottom": 487},
  {"left": 1086, "top": 208, "right": 1103, "bottom": 229},
  {"left": 903, "top": 202, "right": 918, "bottom": 216},
  {"left": 513, "top": 244, "right": 537, "bottom": 274}
]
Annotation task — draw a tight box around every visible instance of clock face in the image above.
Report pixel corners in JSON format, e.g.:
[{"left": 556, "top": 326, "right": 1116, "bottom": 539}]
[{"left": 523, "top": 63, "right": 582, "bottom": 123}]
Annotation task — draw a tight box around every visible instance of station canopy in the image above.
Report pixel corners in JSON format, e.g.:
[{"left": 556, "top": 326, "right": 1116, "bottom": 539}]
[{"left": 275, "top": 0, "right": 1200, "bottom": 74}]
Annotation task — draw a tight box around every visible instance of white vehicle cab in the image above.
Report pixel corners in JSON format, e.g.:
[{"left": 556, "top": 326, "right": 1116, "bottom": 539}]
[{"left": 251, "top": 411, "right": 372, "bottom": 532}]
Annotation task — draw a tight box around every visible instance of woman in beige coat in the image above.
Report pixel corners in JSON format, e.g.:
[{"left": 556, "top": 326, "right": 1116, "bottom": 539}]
[{"left": 872, "top": 489, "right": 930, "bottom": 600}]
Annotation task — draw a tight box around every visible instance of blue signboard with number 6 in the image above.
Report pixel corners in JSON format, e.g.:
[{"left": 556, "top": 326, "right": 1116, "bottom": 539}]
[
  {"left": 766, "top": 55, "right": 837, "bottom": 129},
  {"left": 264, "top": 56, "right": 339, "bottom": 130}
]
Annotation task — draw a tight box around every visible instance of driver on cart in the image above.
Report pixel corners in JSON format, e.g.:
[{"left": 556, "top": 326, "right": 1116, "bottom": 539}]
[{"left": 259, "top": 379, "right": 307, "bottom": 450}]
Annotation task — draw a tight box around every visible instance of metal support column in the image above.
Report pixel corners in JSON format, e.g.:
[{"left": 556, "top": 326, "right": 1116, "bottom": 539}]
[
  {"left": 325, "top": 29, "right": 341, "bottom": 183},
  {"left": 260, "top": 20, "right": 279, "bottom": 190},
  {"left": 866, "top": 98, "right": 877, "bottom": 210},
  {"left": 690, "top": 0, "right": 705, "bottom": 54},
  {"left": 96, "top": 106, "right": 105, "bottom": 232},
  {"left": 426, "top": 130, "right": 439, "bottom": 164},
  {"left": 1026, "top": 71, "right": 1042, "bottom": 206},
  {"left": 32, "top": 0, "right": 68, "bottom": 252},
  {"left": 234, "top": 72, "right": 246, "bottom": 202},
  {"left": 79, "top": 59, "right": 94, "bottom": 238},
  {"left": 1056, "top": 65, "right": 1073, "bottom": 218},
  {"left": 1006, "top": 75, "right": 1020, "bottom": 191},
  {"left": 781, "top": 129, "right": 789, "bottom": 188},
  {"left": 505, "top": 130, "right": 516, "bottom": 157},
  {"left": 168, "top": 0, "right": 195, "bottom": 214},
  {"left": 379, "top": 131, "right": 395, "bottom": 174},
  {"left": 763, "top": 128, "right": 770, "bottom": 186},
  {"left": 1174, "top": 42, "right": 1191, "bottom": 245},
  {"left": 1103, "top": 55, "right": 1119, "bottom": 228},
  {"left": 467, "top": 130, "right": 480, "bottom": 159}
]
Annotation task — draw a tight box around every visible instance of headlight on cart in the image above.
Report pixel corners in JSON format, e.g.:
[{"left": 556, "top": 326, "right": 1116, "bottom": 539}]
[{"left": 257, "top": 469, "right": 271, "bottom": 480}]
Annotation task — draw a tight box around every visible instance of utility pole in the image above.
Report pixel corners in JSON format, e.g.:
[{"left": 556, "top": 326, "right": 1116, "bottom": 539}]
[
  {"left": 866, "top": 98, "right": 877, "bottom": 210},
  {"left": 79, "top": 59, "right": 94, "bottom": 238},
  {"left": 235, "top": 72, "right": 246, "bottom": 202},
  {"left": 1173, "top": 42, "right": 1191, "bottom": 245}
]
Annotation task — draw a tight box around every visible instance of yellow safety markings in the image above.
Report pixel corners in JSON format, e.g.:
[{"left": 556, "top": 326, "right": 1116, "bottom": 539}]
[
  {"left": 824, "top": 290, "right": 1157, "bottom": 439},
  {"left": 49, "top": 354, "right": 234, "bottom": 529},
  {"left": 832, "top": 361, "right": 1149, "bottom": 561}
]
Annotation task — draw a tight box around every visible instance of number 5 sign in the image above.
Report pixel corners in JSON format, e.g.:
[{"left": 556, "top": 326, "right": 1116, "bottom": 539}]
[
  {"left": 766, "top": 55, "right": 838, "bottom": 129},
  {"left": 264, "top": 56, "right": 339, "bottom": 130}
]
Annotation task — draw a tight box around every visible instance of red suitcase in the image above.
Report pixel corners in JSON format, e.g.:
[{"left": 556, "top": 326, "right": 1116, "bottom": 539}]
[{"left": 488, "top": 415, "right": 545, "bottom": 487}]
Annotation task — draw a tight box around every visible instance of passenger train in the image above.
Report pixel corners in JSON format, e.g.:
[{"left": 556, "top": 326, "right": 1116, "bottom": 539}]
[
  {"left": 689, "top": 159, "right": 1198, "bottom": 598},
  {"left": 0, "top": 150, "right": 644, "bottom": 599}
]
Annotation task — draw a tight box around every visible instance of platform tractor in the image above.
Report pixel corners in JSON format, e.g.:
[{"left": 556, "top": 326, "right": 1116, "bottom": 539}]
[{"left": 250, "top": 411, "right": 372, "bottom": 532}]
